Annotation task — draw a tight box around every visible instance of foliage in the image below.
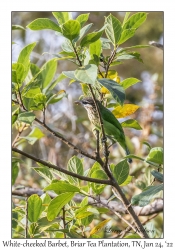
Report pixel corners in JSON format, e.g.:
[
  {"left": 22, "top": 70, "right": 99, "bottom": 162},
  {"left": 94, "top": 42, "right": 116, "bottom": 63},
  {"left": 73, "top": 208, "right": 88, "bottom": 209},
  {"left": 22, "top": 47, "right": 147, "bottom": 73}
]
[{"left": 12, "top": 11, "right": 163, "bottom": 239}]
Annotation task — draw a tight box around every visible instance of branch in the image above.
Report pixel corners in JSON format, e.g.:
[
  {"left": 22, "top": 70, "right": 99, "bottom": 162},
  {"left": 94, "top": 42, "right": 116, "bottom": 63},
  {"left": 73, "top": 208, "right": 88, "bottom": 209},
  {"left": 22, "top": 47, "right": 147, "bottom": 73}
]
[
  {"left": 12, "top": 188, "right": 163, "bottom": 216},
  {"left": 12, "top": 147, "right": 111, "bottom": 185},
  {"left": 12, "top": 99, "right": 103, "bottom": 166}
]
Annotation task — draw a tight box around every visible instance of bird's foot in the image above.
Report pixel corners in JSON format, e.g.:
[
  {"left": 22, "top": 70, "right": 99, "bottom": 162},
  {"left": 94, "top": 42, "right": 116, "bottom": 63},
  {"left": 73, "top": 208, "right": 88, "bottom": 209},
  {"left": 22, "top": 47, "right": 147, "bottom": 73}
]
[{"left": 101, "top": 137, "right": 107, "bottom": 143}]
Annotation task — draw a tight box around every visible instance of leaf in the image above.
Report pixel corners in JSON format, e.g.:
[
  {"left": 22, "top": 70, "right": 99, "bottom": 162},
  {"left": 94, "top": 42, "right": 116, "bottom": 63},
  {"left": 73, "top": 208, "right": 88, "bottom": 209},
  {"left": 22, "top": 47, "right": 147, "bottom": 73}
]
[
  {"left": 21, "top": 127, "right": 44, "bottom": 145},
  {"left": 110, "top": 160, "right": 129, "bottom": 185},
  {"left": 67, "top": 156, "right": 84, "bottom": 185},
  {"left": 123, "top": 12, "right": 147, "bottom": 30},
  {"left": 23, "top": 87, "right": 41, "bottom": 98},
  {"left": 123, "top": 12, "right": 131, "bottom": 25},
  {"left": 28, "top": 194, "right": 42, "bottom": 222},
  {"left": 47, "top": 193, "right": 74, "bottom": 221},
  {"left": 46, "top": 90, "right": 67, "bottom": 105},
  {"left": 12, "top": 25, "right": 25, "bottom": 31},
  {"left": 98, "top": 78, "right": 125, "bottom": 105},
  {"left": 146, "top": 147, "right": 163, "bottom": 165},
  {"left": 112, "top": 104, "right": 139, "bottom": 118},
  {"left": 18, "top": 111, "right": 35, "bottom": 125},
  {"left": 61, "top": 38, "right": 74, "bottom": 53},
  {"left": 151, "top": 171, "right": 163, "bottom": 182},
  {"left": 76, "top": 13, "right": 90, "bottom": 27},
  {"left": 17, "top": 42, "right": 36, "bottom": 78},
  {"left": 75, "top": 64, "right": 98, "bottom": 84},
  {"left": 120, "top": 77, "right": 141, "bottom": 89},
  {"left": 44, "top": 180, "right": 80, "bottom": 193},
  {"left": 40, "top": 58, "right": 57, "bottom": 89},
  {"left": 105, "top": 14, "right": 122, "bottom": 45},
  {"left": 80, "top": 30, "right": 103, "bottom": 47},
  {"left": 121, "top": 119, "right": 142, "bottom": 130},
  {"left": 12, "top": 162, "right": 19, "bottom": 185},
  {"left": 131, "top": 184, "right": 163, "bottom": 207},
  {"left": 33, "top": 164, "right": 54, "bottom": 183},
  {"left": 52, "top": 12, "right": 71, "bottom": 25},
  {"left": 27, "top": 18, "right": 61, "bottom": 32},
  {"left": 125, "top": 234, "right": 141, "bottom": 239},
  {"left": 91, "top": 169, "right": 108, "bottom": 195},
  {"left": 62, "top": 71, "right": 77, "bottom": 81},
  {"left": 89, "top": 39, "right": 102, "bottom": 65},
  {"left": 117, "top": 52, "right": 143, "bottom": 62},
  {"left": 73, "top": 23, "right": 93, "bottom": 43},
  {"left": 118, "top": 28, "right": 136, "bottom": 45},
  {"left": 45, "top": 73, "right": 67, "bottom": 92},
  {"left": 119, "top": 175, "right": 133, "bottom": 186},
  {"left": 90, "top": 219, "right": 111, "bottom": 235},
  {"left": 143, "top": 141, "right": 152, "bottom": 150},
  {"left": 12, "top": 63, "right": 25, "bottom": 84},
  {"left": 61, "top": 20, "right": 80, "bottom": 41},
  {"left": 33, "top": 93, "right": 47, "bottom": 108}
]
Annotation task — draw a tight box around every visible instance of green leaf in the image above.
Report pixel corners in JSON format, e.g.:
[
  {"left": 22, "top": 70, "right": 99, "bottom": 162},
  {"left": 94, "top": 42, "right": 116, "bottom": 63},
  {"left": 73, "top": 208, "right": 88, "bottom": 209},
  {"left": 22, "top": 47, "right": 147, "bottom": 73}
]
[
  {"left": 12, "top": 162, "right": 19, "bottom": 185},
  {"left": 143, "top": 141, "right": 152, "bottom": 150},
  {"left": 40, "top": 58, "right": 57, "bottom": 89},
  {"left": 33, "top": 164, "right": 54, "bottom": 183},
  {"left": 110, "top": 160, "right": 129, "bottom": 185},
  {"left": 76, "top": 13, "right": 89, "bottom": 27},
  {"left": 44, "top": 180, "right": 80, "bottom": 193},
  {"left": 125, "top": 234, "right": 141, "bottom": 239},
  {"left": 80, "top": 30, "right": 103, "bottom": 47},
  {"left": 118, "top": 29, "right": 136, "bottom": 45},
  {"left": 98, "top": 78, "right": 125, "bottom": 105},
  {"left": 52, "top": 12, "right": 71, "bottom": 25},
  {"left": 61, "top": 38, "right": 74, "bottom": 52},
  {"left": 47, "top": 193, "right": 74, "bottom": 221},
  {"left": 105, "top": 14, "right": 122, "bottom": 46},
  {"left": 12, "top": 63, "right": 25, "bottom": 84},
  {"left": 46, "top": 91, "right": 67, "bottom": 105},
  {"left": 62, "top": 20, "right": 80, "bottom": 41},
  {"left": 117, "top": 52, "right": 143, "bottom": 62},
  {"left": 91, "top": 169, "right": 108, "bottom": 194},
  {"left": 131, "top": 184, "right": 163, "bottom": 206},
  {"left": 21, "top": 127, "right": 44, "bottom": 145},
  {"left": 151, "top": 171, "right": 163, "bottom": 182},
  {"left": 12, "top": 25, "right": 25, "bottom": 31},
  {"left": 75, "top": 64, "right": 98, "bottom": 84},
  {"left": 123, "top": 12, "right": 131, "bottom": 25},
  {"left": 120, "top": 77, "right": 141, "bottom": 89},
  {"left": 28, "top": 194, "right": 42, "bottom": 222},
  {"left": 67, "top": 156, "right": 84, "bottom": 185},
  {"left": 62, "top": 71, "right": 77, "bottom": 81},
  {"left": 121, "top": 119, "right": 142, "bottom": 130},
  {"left": 89, "top": 39, "right": 102, "bottom": 65},
  {"left": 73, "top": 23, "right": 93, "bottom": 43},
  {"left": 23, "top": 87, "right": 41, "bottom": 98},
  {"left": 45, "top": 73, "right": 67, "bottom": 92},
  {"left": 17, "top": 42, "right": 36, "bottom": 69},
  {"left": 27, "top": 18, "right": 61, "bottom": 32},
  {"left": 33, "top": 93, "right": 47, "bottom": 109},
  {"left": 123, "top": 12, "right": 147, "bottom": 30},
  {"left": 146, "top": 147, "right": 163, "bottom": 165},
  {"left": 119, "top": 175, "right": 133, "bottom": 186},
  {"left": 18, "top": 111, "right": 35, "bottom": 125}
]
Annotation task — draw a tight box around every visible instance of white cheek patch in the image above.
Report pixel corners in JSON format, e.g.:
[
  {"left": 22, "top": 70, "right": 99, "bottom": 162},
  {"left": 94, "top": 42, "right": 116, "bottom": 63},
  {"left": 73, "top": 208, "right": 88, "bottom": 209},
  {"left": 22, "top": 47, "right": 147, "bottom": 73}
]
[{"left": 84, "top": 104, "right": 92, "bottom": 110}]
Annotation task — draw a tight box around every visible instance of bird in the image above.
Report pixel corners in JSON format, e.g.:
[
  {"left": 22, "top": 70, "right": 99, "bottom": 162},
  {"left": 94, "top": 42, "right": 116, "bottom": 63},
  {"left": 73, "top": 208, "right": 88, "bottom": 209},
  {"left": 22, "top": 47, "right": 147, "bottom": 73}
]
[{"left": 75, "top": 97, "right": 132, "bottom": 163}]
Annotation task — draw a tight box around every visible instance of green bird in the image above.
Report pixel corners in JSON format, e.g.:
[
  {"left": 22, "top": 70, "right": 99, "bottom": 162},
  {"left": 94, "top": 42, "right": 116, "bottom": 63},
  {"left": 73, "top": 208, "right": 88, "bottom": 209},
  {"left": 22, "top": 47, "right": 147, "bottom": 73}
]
[{"left": 75, "top": 97, "right": 132, "bottom": 163}]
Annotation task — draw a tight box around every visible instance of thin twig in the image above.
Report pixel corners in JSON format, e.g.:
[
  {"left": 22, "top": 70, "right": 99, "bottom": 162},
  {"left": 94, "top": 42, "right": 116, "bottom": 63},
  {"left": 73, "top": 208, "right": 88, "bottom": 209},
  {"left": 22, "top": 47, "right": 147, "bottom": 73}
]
[
  {"left": 95, "top": 129, "right": 100, "bottom": 159},
  {"left": 12, "top": 147, "right": 111, "bottom": 185}
]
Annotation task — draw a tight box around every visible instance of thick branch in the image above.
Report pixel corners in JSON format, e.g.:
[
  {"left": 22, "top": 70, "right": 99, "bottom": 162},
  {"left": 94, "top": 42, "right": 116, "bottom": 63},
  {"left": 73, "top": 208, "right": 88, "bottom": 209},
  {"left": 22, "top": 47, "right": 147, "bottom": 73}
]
[{"left": 12, "top": 147, "right": 110, "bottom": 185}]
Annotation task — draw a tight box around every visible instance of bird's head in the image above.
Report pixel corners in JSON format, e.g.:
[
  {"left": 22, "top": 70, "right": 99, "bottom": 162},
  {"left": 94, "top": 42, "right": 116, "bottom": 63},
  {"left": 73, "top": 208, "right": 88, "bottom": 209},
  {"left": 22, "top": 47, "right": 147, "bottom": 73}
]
[{"left": 75, "top": 97, "right": 96, "bottom": 111}]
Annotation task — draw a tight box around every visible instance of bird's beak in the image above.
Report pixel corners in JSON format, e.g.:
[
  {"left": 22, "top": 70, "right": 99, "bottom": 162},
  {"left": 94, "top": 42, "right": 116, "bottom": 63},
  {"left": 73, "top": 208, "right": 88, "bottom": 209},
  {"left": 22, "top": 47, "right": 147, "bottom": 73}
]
[{"left": 74, "top": 100, "right": 81, "bottom": 105}]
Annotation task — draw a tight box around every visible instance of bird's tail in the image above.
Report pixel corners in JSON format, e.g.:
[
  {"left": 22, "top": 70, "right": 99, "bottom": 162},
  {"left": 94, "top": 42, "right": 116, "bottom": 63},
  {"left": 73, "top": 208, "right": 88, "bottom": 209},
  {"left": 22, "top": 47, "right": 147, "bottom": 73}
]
[{"left": 125, "top": 147, "right": 132, "bottom": 164}]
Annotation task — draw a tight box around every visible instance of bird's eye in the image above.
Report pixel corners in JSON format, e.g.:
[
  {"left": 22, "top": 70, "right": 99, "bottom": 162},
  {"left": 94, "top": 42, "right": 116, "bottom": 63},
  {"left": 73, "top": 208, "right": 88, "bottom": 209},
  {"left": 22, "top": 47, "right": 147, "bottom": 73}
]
[{"left": 82, "top": 101, "right": 89, "bottom": 105}]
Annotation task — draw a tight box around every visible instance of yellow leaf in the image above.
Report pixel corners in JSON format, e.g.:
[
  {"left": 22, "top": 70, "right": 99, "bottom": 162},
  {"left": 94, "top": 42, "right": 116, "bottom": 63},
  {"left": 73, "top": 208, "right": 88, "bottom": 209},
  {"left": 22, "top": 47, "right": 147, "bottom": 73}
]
[
  {"left": 112, "top": 104, "right": 140, "bottom": 118},
  {"left": 89, "top": 219, "right": 111, "bottom": 236},
  {"left": 98, "top": 70, "right": 120, "bottom": 83},
  {"left": 101, "top": 86, "right": 110, "bottom": 94}
]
